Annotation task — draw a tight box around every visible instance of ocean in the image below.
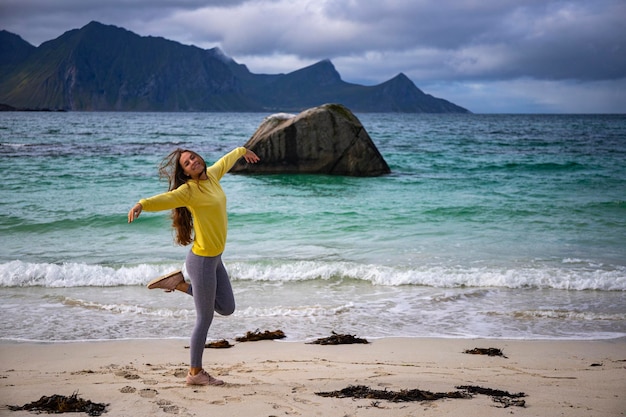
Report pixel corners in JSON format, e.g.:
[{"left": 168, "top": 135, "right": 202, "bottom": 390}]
[{"left": 1, "top": 111, "right": 625, "bottom": 343}]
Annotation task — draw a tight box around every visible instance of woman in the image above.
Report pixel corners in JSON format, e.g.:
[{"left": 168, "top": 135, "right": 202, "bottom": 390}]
[{"left": 128, "top": 147, "right": 259, "bottom": 386}]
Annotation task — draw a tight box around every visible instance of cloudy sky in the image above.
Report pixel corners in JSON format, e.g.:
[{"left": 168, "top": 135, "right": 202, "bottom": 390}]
[{"left": 1, "top": 0, "right": 625, "bottom": 113}]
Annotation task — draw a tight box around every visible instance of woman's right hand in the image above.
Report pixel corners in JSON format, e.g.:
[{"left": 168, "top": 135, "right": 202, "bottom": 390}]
[{"left": 128, "top": 203, "right": 143, "bottom": 223}]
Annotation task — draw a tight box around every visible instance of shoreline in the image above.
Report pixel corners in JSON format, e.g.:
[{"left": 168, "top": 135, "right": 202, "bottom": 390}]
[
  {"left": 1, "top": 337, "right": 624, "bottom": 416},
  {"left": 2, "top": 333, "right": 626, "bottom": 344}
]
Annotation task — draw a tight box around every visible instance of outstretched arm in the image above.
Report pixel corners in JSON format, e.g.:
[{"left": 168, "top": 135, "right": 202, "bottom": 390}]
[
  {"left": 209, "top": 147, "right": 260, "bottom": 179},
  {"left": 127, "top": 185, "right": 190, "bottom": 224}
]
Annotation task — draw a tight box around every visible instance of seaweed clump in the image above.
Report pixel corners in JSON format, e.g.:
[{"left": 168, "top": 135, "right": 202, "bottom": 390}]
[
  {"left": 185, "top": 339, "right": 234, "bottom": 349},
  {"left": 205, "top": 339, "right": 233, "bottom": 349},
  {"left": 235, "top": 329, "right": 286, "bottom": 342},
  {"left": 316, "top": 385, "right": 526, "bottom": 408},
  {"left": 457, "top": 385, "right": 526, "bottom": 408},
  {"left": 463, "top": 347, "right": 508, "bottom": 358},
  {"left": 307, "top": 332, "right": 370, "bottom": 345},
  {"left": 316, "top": 385, "right": 469, "bottom": 402},
  {"left": 7, "top": 392, "right": 108, "bottom": 416}
]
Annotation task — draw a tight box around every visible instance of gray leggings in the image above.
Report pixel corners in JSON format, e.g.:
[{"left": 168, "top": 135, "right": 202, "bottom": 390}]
[{"left": 185, "top": 251, "right": 235, "bottom": 369}]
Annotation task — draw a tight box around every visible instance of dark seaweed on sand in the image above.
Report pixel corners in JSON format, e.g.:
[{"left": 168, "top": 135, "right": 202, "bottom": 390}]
[
  {"left": 205, "top": 339, "right": 233, "bottom": 348},
  {"left": 235, "top": 329, "right": 286, "bottom": 342},
  {"left": 7, "top": 392, "right": 108, "bottom": 416},
  {"left": 316, "top": 385, "right": 469, "bottom": 402},
  {"left": 456, "top": 385, "right": 525, "bottom": 398},
  {"left": 307, "top": 331, "right": 370, "bottom": 345},
  {"left": 185, "top": 339, "right": 234, "bottom": 349},
  {"left": 317, "top": 384, "right": 526, "bottom": 408},
  {"left": 464, "top": 347, "right": 508, "bottom": 358},
  {"left": 457, "top": 385, "right": 526, "bottom": 408}
]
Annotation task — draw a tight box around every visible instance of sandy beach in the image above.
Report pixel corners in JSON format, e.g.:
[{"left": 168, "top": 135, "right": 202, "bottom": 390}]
[{"left": 1, "top": 337, "right": 624, "bottom": 417}]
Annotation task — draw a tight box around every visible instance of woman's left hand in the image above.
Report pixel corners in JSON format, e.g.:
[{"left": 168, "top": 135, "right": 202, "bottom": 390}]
[{"left": 243, "top": 149, "right": 260, "bottom": 164}]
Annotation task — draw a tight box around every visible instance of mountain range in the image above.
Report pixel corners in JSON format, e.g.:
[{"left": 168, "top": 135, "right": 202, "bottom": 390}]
[{"left": 0, "top": 21, "right": 470, "bottom": 113}]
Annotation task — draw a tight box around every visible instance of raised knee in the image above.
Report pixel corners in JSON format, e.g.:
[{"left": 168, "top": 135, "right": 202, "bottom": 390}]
[{"left": 216, "top": 305, "right": 235, "bottom": 316}]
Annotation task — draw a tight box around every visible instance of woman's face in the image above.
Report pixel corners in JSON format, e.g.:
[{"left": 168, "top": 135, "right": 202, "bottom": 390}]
[{"left": 179, "top": 151, "right": 206, "bottom": 179}]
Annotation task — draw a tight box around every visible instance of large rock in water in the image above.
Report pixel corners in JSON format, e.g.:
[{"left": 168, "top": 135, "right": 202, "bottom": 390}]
[{"left": 231, "top": 104, "right": 391, "bottom": 176}]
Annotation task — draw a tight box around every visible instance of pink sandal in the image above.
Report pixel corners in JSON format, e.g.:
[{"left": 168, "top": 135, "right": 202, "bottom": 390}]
[{"left": 146, "top": 270, "right": 184, "bottom": 292}]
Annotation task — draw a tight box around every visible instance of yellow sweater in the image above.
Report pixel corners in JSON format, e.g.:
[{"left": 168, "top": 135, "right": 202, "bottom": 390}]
[{"left": 139, "top": 147, "right": 247, "bottom": 257}]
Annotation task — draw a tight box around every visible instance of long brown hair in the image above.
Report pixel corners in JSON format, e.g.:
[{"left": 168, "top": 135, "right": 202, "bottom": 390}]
[{"left": 158, "top": 149, "right": 206, "bottom": 246}]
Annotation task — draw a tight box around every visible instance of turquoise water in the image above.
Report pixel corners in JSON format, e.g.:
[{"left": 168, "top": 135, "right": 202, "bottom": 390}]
[{"left": 1, "top": 112, "right": 625, "bottom": 342}]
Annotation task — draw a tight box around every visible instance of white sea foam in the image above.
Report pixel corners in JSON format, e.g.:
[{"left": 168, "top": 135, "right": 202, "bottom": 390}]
[
  {"left": 58, "top": 296, "right": 195, "bottom": 318},
  {"left": 2, "top": 273, "right": 624, "bottom": 342},
  {"left": 236, "top": 303, "right": 354, "bottom": 319},
  {"left": 231, "top": 260, "right": 626, "bottom": 291},
  {"left": 0, "top": 260, "right": 180, "bottom": 287},
  {"left": 508, "top": 309, "right": 626, "bottom": 322},
  {"left": 0, "top": 142, "right": 27, "bottom": 148},
  {"left": 2, "top": 259, "right": 624, "bottom": 291}
]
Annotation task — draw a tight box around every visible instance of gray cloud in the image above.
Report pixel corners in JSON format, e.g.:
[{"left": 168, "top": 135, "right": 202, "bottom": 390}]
[{"left": 1, "top": 0, "right": 624, "bottom": 112}]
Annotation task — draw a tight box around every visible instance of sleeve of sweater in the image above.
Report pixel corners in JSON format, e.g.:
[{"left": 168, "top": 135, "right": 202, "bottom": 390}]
[
  {"left": 138, "top": 184, "right": 191, "bottom": 212},
  {"left": 207, "top": 147, "right": 247, "bottom": 180}
]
